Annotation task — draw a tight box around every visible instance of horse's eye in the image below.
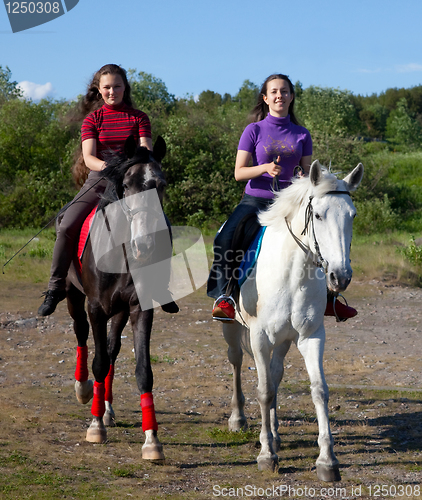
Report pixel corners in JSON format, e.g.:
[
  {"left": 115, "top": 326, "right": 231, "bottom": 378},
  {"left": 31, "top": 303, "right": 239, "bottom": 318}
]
[{"left": 315, "top": 213, "right": 322, "bottom": 221}]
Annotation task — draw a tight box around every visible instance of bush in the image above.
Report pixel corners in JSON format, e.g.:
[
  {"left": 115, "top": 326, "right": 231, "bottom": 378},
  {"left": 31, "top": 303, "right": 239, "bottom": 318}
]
[
  {"left": 399, "top": 236, "right": 422, "bottom": 266},
  {"left": 354, "top": 194, "right": 400, "bottom": 235}
]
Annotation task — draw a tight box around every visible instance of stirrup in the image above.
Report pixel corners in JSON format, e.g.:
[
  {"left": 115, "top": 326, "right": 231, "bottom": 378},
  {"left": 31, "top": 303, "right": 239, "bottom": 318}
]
[
  {"left": 333, "top": 294, "right": 348, "bottom": 323},
  {"left": 212, "top": 295, "right": 236, "bottom": 322}
]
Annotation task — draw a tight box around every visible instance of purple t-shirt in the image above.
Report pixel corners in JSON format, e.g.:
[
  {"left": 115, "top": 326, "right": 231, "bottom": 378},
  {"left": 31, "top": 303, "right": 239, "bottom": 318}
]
[{"left": 238, "top": 113, "right": 312, "bottom": 199}]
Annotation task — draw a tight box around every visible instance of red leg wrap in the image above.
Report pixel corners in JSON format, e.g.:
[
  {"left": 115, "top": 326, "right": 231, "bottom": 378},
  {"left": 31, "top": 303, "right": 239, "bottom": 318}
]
[
  {"left": 91, "top": 381, "right": 106, "bottom": 418},
  {"left": 74, "top": 345, "right": 89, "bottom": 382},
  {"left": 105, "top": 365, "right": 114, "bottom": 404},
  {"left": 140, "top": 392, "right": 158, "bottom": 432}
]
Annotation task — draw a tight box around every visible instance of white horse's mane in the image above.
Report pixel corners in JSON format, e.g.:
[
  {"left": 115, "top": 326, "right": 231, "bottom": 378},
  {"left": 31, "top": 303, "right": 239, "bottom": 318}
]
[{"left": 259, "top": 168, "right": 339, "bottom": 228}]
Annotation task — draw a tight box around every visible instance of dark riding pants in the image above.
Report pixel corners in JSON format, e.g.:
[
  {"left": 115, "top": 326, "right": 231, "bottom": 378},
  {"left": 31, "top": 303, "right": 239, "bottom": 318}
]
[
  {"left": 48, "top": 174, "right": 107, "bottom": 291},
  {"left": 206, "top": 194, "right": 273, "bottom": 300}
]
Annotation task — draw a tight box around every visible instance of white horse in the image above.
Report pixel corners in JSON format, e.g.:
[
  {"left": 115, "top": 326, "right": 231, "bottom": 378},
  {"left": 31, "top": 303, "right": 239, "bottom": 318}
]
[{"left": 222, "top": 160, "right": 364, "bottom": 481}]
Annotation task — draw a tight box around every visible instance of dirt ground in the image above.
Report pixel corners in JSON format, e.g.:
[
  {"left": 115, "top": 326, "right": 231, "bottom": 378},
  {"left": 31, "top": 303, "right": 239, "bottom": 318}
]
[{"left": 0, "top": 279, "right": 421, "bottom": 499}]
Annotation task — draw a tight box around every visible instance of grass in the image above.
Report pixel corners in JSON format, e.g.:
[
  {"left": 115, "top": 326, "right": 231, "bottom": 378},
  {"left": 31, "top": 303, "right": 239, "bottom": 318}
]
[
  {"left": 351, "top": 231, "right": 422, "bottom": 286},
  {"left": 2, "top": 227, "right": 421, "bottom": 288},
  {"left": 0, "top": 227, "right": 56, "bottom": 284}
]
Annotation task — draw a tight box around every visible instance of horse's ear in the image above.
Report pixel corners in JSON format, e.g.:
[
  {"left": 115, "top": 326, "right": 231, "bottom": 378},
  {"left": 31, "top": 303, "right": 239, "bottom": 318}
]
[
  {"left": 124, "top": 135, "right": 137, "bottom": 159},
  {"left": 343, "top": 163, "right": 364, "bottom": 192},
  {"left": 309, "top": 160, "right": 322, "bottom": 186},
  {"left": 153, "top": 136, "right": 166, "bottom": 162}
]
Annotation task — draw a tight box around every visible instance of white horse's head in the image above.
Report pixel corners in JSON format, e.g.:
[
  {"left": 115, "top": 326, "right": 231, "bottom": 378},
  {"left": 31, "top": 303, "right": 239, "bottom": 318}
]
[
  {"left": 308, "top": 160, "right": 364, "bottom": 293},
  {"left": 259, "top": 160, "right": 364, "bottom": 294}
]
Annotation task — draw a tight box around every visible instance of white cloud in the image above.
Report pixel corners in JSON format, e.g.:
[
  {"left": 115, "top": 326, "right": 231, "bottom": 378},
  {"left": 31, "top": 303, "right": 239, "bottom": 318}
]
[
  {"left": 17, "top": 81, "right": 55, "bottom": 101},
  {"left": 395, "top": 63, "right": 422, "bottom": 73}
]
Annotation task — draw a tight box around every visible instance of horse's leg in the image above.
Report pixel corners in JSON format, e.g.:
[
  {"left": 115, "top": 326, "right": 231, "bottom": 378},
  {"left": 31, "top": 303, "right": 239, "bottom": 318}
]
[
  {"left": 85, "top": 303, "right": 110, "bottom": 444},
  {"left": 251, "top": 330, "right": 278, "bottom": 472},
  {"left": 66, "top": 284, "right": 93, "bottom": 405},
  {"left": 222, "top": 322, "right": 247, "bottom": 431},
  {"left": 130, "top": 307, "right": 165, "bottom": 462},
  {"left": 269, "top": 340, "right": 292, "bottom": 452},
  {"left": 103, "top": 310, "right": 129, "bottom": 427},
  {"left": 297, "top": 330, "right": 341, "bottom": 482}
]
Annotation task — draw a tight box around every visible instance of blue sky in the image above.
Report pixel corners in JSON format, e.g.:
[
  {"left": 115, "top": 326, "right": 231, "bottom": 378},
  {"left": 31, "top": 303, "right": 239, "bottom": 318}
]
[{"left": 1, "top": 0, "right": 422, "bottom": 101}]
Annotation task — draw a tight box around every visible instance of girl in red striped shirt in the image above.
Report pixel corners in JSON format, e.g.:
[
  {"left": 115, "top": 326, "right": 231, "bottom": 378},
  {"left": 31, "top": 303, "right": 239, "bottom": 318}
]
[{"left": 38, "top": 64, "right": 177, "bottom": 316}]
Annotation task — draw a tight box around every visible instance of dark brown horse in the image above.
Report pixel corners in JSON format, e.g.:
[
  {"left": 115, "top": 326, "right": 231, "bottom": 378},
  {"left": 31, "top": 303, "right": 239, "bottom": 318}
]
[{"left": 65, "top": 135, "right": 171, "bottom": 460}]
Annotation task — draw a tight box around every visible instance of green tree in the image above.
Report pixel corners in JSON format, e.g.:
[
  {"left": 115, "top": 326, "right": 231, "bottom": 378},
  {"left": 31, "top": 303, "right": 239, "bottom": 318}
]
[
  {"left": 0, "top": 98, "right": 76, "bottom": 227},
  {"left": 128, "top": 70, "right": 176, "bottom": 138},
  {"left": 196, "top": 90, "right": 223, "bottom": 110},
  {"left": 386, "top": 97, "right": 422, "bottom": 147},
  {"left": 297, "top": 86, "right": 361, "bottom": 137},
  {"left": 0, "top": 65, "right": 22, "bottom": 104},
  {"left": 359, "top": 103, "right": 389, "bottom": 138},
  {"left": 129, "top": 70, "right": 175, "bottom": 108},
  {"left": 161, "top": 98, "right": 247, "bottom": 226},
  {"left": 233, "top": 79, "right": 259, "bottom": 111}
]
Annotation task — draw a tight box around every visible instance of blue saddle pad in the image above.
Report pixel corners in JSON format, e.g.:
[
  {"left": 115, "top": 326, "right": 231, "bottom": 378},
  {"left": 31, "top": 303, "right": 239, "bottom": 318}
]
[{"left": 237, "top": 226, "right": 266, "bottom": 287}]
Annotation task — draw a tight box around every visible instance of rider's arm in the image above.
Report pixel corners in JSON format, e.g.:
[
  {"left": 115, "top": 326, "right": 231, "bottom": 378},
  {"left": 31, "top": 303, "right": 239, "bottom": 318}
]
[
  {"left": 139, "top": 136, "right": 153, "bottom": 151},
  {"left": 234, "top": 150, "right": 282, "bottom": 181},
  {"left": 82, "top": 138, "right": 106, "bottom": 172}
]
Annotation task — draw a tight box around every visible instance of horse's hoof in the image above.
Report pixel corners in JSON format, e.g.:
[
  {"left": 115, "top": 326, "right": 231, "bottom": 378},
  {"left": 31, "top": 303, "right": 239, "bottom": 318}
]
[
  {"left": 257, "top": 454, "right": 279, "bottom": 472},
  {"left": 228, "top": 416, "right": 248, "bottom": 432},
  {"left": 142, "top": 442, "right": 165, "bottom": 462},
  {"left": 317, "top": 464, "right": 341, "bottom": 482},
  {"left": 75, "top": 380, "right": 93, "bottom": 404},
  {"left": 86, "top": 420, "right": 107, "bottom": 444}
]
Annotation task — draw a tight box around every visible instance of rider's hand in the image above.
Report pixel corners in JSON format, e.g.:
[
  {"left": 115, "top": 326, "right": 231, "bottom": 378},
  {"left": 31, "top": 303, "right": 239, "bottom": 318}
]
[{"left": 267, "top": 156, "right": 282, "bottom": 178}]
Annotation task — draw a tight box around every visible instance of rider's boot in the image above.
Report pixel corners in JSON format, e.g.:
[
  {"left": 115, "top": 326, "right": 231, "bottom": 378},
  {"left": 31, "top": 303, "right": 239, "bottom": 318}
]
[{"left": 38, "top": 289, "right": 67, "bottom": 316}]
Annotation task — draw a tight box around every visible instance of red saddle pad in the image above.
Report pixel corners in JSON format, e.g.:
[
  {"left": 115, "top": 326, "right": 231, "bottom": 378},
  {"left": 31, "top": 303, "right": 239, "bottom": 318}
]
[{"left": 76, "top": 206, "right": 97, "bottom": 274}]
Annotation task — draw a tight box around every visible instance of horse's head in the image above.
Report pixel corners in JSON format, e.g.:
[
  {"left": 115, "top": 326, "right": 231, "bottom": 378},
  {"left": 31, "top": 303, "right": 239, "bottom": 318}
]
[
  {"left": 102, "top": 135, "right": 168, "bottom": 263},
  {"left": 307, "top": 160, "right": 364, "bottom": 293}
]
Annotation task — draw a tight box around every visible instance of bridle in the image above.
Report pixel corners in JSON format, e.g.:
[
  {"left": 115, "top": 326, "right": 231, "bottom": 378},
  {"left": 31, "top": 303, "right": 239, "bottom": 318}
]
[
  {"left": 115, "top": 189, "right": 164, "bottom": 224},
  {"left": 285, "top": 190, "right": 351, "bottom": 273}
]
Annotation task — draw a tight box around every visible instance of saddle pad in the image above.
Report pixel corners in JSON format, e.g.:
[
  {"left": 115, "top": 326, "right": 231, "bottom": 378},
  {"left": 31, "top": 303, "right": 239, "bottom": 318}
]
[
  {"left": 237, "top": 226, "right": 266, "bottom": 287},
  {"left": 76, "top": 206, "right": 98, "bottom": 273}
]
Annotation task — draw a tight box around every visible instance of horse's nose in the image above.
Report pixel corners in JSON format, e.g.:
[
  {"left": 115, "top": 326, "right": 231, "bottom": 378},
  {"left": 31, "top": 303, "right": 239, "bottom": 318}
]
[
  {"left": 131, "top": 235, "right": 154, "bottom": 261},
  {"left": 329, "top": 272, "right": 351, "bottom": 292}
]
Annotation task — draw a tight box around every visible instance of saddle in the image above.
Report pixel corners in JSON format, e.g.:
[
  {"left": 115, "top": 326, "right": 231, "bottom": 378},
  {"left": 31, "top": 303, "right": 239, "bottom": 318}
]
[{"left": 225, "top": 213, "right": 265, "bottom": 303}]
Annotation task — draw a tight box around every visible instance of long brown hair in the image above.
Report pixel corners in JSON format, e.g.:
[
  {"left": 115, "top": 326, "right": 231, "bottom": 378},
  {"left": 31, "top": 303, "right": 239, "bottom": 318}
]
[
  {"left": 72, "top": 64, "right": 133, "bottom": 187},
  {"left": 249, "top": 74, "right": 300, "bottom": 125}
]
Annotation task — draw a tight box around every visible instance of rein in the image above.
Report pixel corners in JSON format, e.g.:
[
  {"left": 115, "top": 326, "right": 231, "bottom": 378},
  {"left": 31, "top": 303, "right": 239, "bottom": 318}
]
[
  {"left": 286, "top": 190, "right": 351, "bottom": 272},
  {"left": 2, "top": 176, "right": 106, "bottom": 273}
]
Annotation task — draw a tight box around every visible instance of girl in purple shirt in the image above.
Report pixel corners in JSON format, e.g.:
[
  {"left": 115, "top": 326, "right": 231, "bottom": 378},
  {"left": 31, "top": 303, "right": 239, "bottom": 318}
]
[{"left": 207, "top": 73, "right": 357, "bottom": 322}]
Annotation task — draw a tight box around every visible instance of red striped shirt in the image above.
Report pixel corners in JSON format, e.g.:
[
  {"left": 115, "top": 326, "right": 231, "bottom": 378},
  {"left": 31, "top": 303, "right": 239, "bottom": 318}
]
[{"left": 81, "top": 103, "right": 151, "bottom": 159}]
